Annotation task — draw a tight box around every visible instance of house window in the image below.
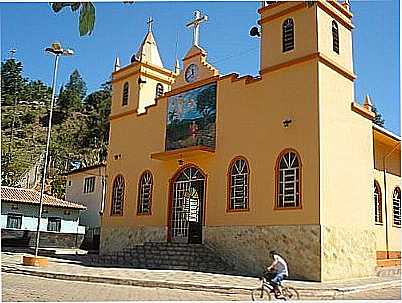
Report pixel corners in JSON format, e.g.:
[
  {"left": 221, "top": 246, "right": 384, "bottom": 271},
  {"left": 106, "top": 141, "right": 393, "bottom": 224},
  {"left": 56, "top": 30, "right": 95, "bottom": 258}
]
[
  {"left": 122, "top": 82, "right": 129, "bottom": 106},
  {"left": 47, "top": 217, "right": 61, "bottom": 232},
  {"left": 156, "top": 83, "right": 164, "bottom": 98},
  {"left": 393, "top": 187, "right": 401, "bottom": 226},
  {"left": 276, "top": 150, "right": 301, "bottom": 208},
  {"left": 228, "top": 157, "right": 250, "bottom": 210},
  {"left": 6, "top": 214, "right": 22, "bottom": 229},
  {"left": 83, "top": 176, "right": 95, "bottom": 193},
  {"left": 374, "top": 181, "right": 382, "bottom": 223},
  {"left": 282, "top": 18, "right": 294, "bottom": 52},
  {"left": 111, "top": 175, "right": 125, "bottom": 215},
  {"left": 137, "top": 170, "right": 153, "bottom": 215},
  {"left": 332, "top": 21, "right": 339, "bottom": 54}
]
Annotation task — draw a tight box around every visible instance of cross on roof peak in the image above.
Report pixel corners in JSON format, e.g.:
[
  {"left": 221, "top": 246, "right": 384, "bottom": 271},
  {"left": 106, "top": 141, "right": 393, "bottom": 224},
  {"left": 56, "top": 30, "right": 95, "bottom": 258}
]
[
  {"left": 147, "top": 17, "right": 154, "bottom": 33},
  {"left": 186, "top": 10, "right": 208, "bottom": 47}
]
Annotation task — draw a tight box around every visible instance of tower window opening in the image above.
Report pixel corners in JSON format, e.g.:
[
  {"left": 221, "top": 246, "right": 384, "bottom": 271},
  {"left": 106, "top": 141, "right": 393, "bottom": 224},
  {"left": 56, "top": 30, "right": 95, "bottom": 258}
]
[
  {"left": 282, "top": 18, "right": 294, "bottom": 52},
  {"left": 332, "top": 21, "right": 339, "bottom": 54},
  {"left": 122, "top": 82, "right": 129, "bottom": 106},
  {"left": 156, "top": 83, "right": 164, "bottom": 98}
]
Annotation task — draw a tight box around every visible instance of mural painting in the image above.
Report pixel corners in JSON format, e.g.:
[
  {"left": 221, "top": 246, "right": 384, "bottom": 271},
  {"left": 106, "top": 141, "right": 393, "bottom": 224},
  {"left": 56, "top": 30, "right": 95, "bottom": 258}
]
[{"left": 166, "top": 82, "right": 217, "bottom": 151}]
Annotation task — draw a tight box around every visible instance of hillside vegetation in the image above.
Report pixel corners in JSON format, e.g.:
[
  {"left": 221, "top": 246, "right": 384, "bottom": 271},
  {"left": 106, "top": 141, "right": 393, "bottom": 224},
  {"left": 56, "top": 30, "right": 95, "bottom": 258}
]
[{"left": 1, "top": 58, "right": 110, "bottom": 197}]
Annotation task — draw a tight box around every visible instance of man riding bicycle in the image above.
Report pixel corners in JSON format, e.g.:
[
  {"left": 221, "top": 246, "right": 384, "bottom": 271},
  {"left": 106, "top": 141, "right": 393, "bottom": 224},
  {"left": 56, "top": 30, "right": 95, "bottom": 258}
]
[{"left": 266, "top": 250, "right": 288, "bottom": 299}]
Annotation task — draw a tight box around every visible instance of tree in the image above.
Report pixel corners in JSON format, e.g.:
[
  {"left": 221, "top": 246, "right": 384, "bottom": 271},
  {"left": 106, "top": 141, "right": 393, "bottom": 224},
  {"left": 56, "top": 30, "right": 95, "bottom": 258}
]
[
  {"left": 49, "top": 2, "right": 134, "bottom": 36},
  {"left": 1, "top": 59, "right": 28, "bottom": 106},
  {"left": 372, "top": 105, "right": 385, "bottom": 127},
  {"left": 26, "top": 80, "right": 52, "bottom": 105},
  {"left": 57, "top": 69, "right": 87, "bottom": 112},
  {"left": 83, "top": 80, "right": 111, "bottom": 162}
]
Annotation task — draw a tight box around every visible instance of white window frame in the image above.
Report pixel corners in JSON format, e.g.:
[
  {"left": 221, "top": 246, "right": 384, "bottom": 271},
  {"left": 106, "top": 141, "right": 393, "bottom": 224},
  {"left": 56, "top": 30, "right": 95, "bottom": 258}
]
[
  {"left": 393, "top": 188, "right": 401, "bottom": 226},
  {"left": 6, "top": 214, "right": 22, "bottom": 229},
  {"left": 47, "top": 217, "right": 61, "bottom": 232},
  {"left": 228, "top": 158, "right": 249, "bottom": 210},
  {"left": 137, "top": 171, "right": 153, "bottom": 214},
  {"left": 83, "top": 176, "right": 96, "bottom": 193},
  {"left": 111, "top": 175, "right": 125, "bottom": 215},
  {"left": 277, "top": 151, "right": 300, "bottom": 208},
  {"left": 374, "top": 182, "right": 382, "bottom": 223}
]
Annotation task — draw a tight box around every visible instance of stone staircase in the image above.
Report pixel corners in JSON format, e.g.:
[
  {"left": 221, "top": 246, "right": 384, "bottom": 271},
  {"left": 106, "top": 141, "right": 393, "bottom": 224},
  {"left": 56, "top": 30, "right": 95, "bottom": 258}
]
[{"left": 89, "top": 242, "right": 235, "bottom": 274}]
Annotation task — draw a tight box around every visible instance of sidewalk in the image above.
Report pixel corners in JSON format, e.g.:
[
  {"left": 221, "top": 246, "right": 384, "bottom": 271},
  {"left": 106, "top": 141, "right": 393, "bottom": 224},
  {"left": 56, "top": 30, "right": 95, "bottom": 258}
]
[{"left": 1, "top": 250, "right": 401, "bottom": 299}]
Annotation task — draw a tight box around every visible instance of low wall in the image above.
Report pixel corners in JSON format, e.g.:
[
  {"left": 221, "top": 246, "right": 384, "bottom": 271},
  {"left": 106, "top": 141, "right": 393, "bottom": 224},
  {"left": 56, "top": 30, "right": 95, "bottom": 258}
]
[
  {"left": 1, "top": 229, "right": 84, "bottom": 248},
  {"left": 204, "top": 224, "right": 322, "bottom": 281},
  {"left": 100, "top": 226, "right": 167, "bottom": 254}
]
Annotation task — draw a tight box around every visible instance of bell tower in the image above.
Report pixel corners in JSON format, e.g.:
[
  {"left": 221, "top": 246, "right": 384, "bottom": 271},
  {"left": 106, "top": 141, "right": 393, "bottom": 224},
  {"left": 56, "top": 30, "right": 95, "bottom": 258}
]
[
  {"left": 110, "top": 18, "right": 176, "bottom": 118},
  {"left": 258, "top": 0, "right": 354, "bottom": 78}
]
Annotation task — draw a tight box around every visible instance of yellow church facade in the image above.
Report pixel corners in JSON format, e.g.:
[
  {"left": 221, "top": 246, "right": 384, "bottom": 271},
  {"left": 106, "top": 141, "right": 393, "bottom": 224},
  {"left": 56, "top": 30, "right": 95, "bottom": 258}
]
[{"left": 100, "top": 1, "right": 401, "bottom": 281}]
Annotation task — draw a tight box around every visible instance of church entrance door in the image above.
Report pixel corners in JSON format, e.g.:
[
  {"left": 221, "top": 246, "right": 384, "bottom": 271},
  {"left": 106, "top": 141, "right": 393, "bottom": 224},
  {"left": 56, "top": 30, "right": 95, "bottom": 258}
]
[{"left": 169, "top": 166, "right": 205, "bottom": 244}]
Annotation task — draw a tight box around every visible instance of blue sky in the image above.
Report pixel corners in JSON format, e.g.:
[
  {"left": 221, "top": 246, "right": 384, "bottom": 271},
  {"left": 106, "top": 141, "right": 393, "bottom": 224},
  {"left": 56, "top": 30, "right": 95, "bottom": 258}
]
[{"left": 1, "top": 1, "right": 400, "bottom": 134}]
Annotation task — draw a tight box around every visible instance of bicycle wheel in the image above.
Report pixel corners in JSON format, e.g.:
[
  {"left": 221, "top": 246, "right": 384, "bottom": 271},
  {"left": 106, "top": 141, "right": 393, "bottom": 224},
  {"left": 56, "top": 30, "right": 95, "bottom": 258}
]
[
  {"left": 251, "top": 287, "right": 271, "bottom": 301},
  {"left": 282, "top": 287, "right": 300, "bottom": 300}
]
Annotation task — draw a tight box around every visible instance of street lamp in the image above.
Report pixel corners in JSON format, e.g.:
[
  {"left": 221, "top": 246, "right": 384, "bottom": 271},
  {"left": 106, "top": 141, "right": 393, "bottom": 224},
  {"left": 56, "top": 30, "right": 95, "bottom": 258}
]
[{"left": 33, "top": 42, "right": 74, "bottom": 259}]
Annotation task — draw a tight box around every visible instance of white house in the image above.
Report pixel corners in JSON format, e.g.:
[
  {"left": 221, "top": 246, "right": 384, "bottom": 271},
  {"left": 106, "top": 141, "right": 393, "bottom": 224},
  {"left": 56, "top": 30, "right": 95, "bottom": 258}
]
[
  {"left": 1, "top": 186, "right": 86, "bottom": 248},
  {"left": 64, "top": 163, "right": 106, "bottom": 249}
]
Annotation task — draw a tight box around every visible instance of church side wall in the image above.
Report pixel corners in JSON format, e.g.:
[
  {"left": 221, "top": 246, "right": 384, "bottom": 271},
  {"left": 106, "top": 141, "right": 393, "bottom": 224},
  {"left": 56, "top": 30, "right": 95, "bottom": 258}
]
[
  {"left": 204, "top": 225, "right": 321, "bottom": 281},
  {"left": 373, "top": 167, "right": 401, "bottom": 254},
  {"left": 318, "top": 62, "right": 376, "bottom": 280}
]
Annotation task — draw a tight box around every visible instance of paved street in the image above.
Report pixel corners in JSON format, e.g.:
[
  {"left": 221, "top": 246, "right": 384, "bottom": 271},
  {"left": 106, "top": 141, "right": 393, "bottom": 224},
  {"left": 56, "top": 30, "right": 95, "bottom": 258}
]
[
  {"left": 2, "top": 272, "right": 401, "bottom": 301},
  {"left": 1, "top": 273, "right": 250, "bottom": 301}
]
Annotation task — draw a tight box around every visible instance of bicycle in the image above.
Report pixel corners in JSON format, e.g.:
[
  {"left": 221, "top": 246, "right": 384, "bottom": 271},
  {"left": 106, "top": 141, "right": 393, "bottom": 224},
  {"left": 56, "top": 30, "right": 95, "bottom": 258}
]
[{"left": 251, "top": 272, "right": 300, "bottom": 301}]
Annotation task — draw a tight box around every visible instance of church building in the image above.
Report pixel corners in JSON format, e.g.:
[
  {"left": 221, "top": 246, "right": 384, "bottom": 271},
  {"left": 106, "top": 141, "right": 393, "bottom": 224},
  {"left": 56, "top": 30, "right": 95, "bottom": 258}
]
[{"left": 100, "top": 1, "right": 401, "bottom": 281}]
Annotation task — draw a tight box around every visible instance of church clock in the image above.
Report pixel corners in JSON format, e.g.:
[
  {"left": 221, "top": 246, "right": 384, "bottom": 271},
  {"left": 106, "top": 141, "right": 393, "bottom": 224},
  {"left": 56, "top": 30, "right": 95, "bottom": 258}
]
[{"left": 185, "top": 64, "right": 199, "bottom": 83}]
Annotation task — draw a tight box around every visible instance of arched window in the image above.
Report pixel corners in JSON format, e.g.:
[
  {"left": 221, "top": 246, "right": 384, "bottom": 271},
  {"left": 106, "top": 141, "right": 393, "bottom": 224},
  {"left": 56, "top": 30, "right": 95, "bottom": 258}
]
[
  {"left": 276, "top": 150, "right": 301, "bottom": 208},
  {"left": 122, "top": 82, "right": 129, "bottom": 106},
  {"left": 374, "top": 181, "right": 382, "bottom": 223},
  {"left": 332, "top": 21, "right": 339, "bottom": 54},
  {"left": 111, "top": 175, "right": 125, "bottom": 215},
  {"left": 137, "top": 170, "right": 153, "bottom": 215},
  {"left": 228, "top": 157, "right": 250, "bottom": 211},
  {"left": 282, "top": 18, "right": 294, "bottom": 52},
  {"left": 156, "top": 83, "right": 164, "bottom": 98},
  {"left": 393, "top": 187, "right": 401, "bottom": 226}
]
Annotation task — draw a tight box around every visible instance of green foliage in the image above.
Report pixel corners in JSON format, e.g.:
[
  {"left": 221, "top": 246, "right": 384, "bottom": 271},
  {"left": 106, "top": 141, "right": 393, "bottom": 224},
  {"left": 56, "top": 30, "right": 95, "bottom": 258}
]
[
  {"left": 57, "top": 69, "right": 87, "bottom": 112},
  {"left": 1, "top": 59, "right": 52, "bottom": 106},
  {"left": 26, "top": 80, "right": 52, "bottom": 105},
  {"left": 1, "top": 58, "right": 110, "bottom": 198},
  {"left": 49, "top": 2, "right": 134, "bottom": 36},
  {"left": 79, "top": 3, "right": 96, "bottom": 36},
  {"left": 1, "top": 59, "right": 28, "bottom": 106},
  {"left": 50, "top": 2, "right": 95, "bottom": 36},
  {"left": 372, "top": 105, "right": 385, "bottom": 127}
]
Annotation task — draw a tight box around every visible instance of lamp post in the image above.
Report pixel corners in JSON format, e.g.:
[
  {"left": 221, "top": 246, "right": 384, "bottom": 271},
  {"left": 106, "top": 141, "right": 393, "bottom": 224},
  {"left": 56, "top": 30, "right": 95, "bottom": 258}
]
[{"left": 33, "top": 42, "right": 74, "bottom": 259}]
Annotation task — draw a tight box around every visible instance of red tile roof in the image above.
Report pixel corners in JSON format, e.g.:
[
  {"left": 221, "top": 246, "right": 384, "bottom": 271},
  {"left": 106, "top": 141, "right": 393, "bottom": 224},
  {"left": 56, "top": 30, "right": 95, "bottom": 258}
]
[{"left": 1, "top": 186, "right": 86, "bottom": 210}]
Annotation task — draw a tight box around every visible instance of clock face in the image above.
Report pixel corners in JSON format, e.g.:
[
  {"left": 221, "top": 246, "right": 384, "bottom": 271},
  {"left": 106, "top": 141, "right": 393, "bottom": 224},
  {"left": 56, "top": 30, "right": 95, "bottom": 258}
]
[{"left": 185, "top": 64, "right": 199, "bottom": 83}]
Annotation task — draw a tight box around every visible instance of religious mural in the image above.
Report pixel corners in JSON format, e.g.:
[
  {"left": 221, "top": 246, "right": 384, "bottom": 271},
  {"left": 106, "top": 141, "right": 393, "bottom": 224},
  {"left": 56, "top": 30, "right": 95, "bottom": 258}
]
[{"left": 166, "top": 82, "right": 217, "bottom": 151}]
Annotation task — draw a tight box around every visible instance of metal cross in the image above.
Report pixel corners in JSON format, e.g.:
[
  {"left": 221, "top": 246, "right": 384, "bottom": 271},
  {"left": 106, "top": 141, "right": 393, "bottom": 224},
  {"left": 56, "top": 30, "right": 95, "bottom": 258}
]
[
  {"left": 8, "top": 48, "right": 16, "bottom": 59},
  {"left": 186, "top": 10, "right": 208, "bottom": 47},
  {"left": 147, "top": 17, "right": 154, "bottom": 33}
]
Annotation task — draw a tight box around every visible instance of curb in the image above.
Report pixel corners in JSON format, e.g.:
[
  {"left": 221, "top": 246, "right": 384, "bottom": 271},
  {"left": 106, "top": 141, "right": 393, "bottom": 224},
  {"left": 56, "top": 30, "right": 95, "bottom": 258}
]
[{"left": 2, "top": 265, "right": 401, "bottom": 297}]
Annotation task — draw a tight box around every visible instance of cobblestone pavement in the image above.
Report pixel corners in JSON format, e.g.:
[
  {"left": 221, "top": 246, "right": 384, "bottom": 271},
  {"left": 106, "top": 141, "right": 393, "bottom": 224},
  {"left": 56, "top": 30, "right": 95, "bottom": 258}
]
[
  {"left": 338, "top": 286, "right": 401, "bottom": 300},
  {"left": 1, "top": 251, "right": 401, "bottom": 301},
  {"left": 2, "top": 272, "right": 401, "bottom": 301},
  {"left": 1, "top": 273, "right": 249, "bottom": 301}
]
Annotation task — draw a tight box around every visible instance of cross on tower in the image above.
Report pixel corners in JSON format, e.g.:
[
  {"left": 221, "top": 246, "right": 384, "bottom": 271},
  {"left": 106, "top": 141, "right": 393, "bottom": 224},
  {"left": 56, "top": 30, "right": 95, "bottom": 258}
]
[
  {"left": 186, "top": 10, "right": 208, "bottom": 47},
  {"left": 147, "top": 17, "right": 154, "bottom": 33}
]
